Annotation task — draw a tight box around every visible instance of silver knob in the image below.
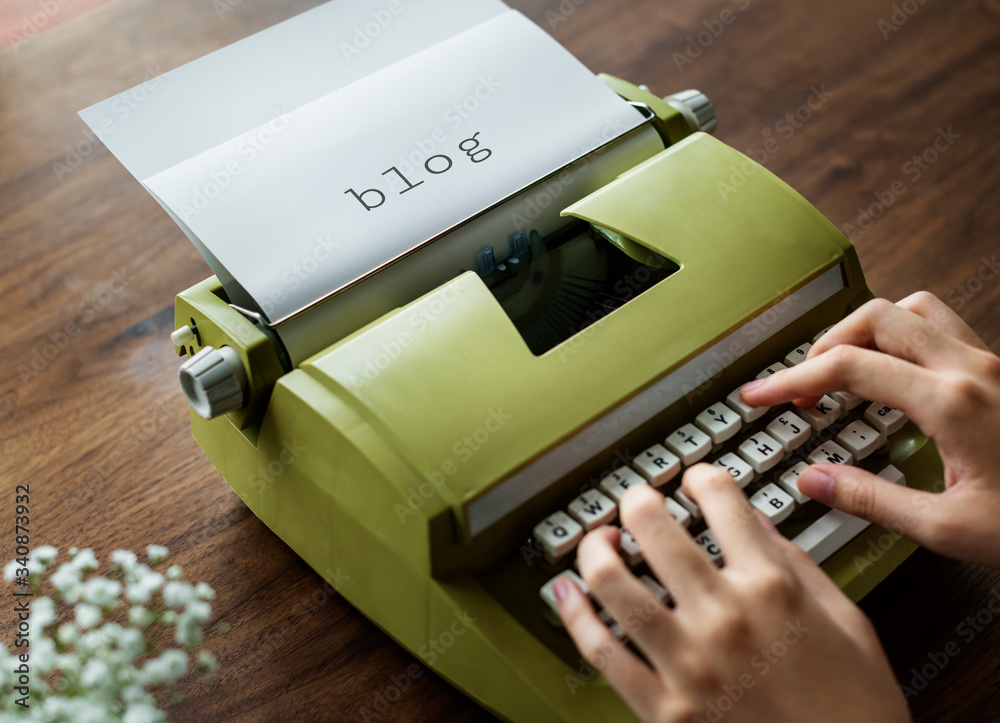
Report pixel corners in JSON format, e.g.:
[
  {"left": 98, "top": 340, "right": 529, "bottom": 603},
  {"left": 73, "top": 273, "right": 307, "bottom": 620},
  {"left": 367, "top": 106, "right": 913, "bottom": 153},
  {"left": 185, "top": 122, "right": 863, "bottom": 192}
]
[
  {"left": 178, "top": 346, "right": 247, "bottom": 419},
  {"left": 664, "top": 89, "right": 717, "bottom": 135}
]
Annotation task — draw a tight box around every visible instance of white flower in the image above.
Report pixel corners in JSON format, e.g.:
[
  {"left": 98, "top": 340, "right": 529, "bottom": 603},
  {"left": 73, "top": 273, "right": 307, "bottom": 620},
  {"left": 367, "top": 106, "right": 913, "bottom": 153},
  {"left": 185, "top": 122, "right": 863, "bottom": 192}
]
[
  {"left": 32, "top": 637, "right": 56, "bottom": 675},
  {"left": 80, "top": 659, "right": 110, "bottom": 688},
  {"left": 71, "top": 548, "right": 99, "bottom": 571},
  {"left": 75, "top": 603, "right": 101, "bottom": 629},
  {"left": 185, "top": 600, "right": 212, "bottom": 623},
  {"left": 146, "top": 545, "right": 169, "bottom": 565},
  {"left": 194, "top": 582, "right": 216, "bottom": 600},
  {"left": 116, "top": 627, "right": 145, "bottom": 660},
  {"left": 129, "top": 606, "right": 155, "bottom": 630},
  {"left": 123, "top": 701, "right": 166, "bottom": 723},
  {"left": 57, "top": 623, "right": 79, "bottom": 646},
  {"left": 163, "top": 581, "right": 195, "bottom": 607},
  {"left": 51, "top": 563, "right": 83, "bottom": 601},
  {"left": 31, "top": 545, "right": 59, "bottom": 568},
  {"left": 2, "top": 559, "right": 19, "bottom": 581},
  {"left": 81, "top": 576, "right": 123, "bottom": 609},
  {"left": 32, "top": 596, "right": 57, "bottom": 628},
  {"left": 175, "top": 615, "right": 203, "bottom": 649},
  {"left": 110, "top": 549, "right": 138, "bottom": 572},
  {"left": 126, "top": 570, "right": 164, "bottom": 604},
  {"left": 166, "top": 565, "right": 183, "bottom": 580},
  {"left": 142, "top": 649, "right": 188, "bottom": 684},
  {"left": 196, "top": 650, "right": 218, "bottom": 675}
]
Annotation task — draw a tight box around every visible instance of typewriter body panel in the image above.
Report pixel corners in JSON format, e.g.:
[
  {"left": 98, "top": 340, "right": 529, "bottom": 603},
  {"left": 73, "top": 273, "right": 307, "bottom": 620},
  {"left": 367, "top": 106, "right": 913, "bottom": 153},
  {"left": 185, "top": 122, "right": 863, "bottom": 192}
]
[{"left": 174, "top": 90, "right": 942, "bottom": 721}]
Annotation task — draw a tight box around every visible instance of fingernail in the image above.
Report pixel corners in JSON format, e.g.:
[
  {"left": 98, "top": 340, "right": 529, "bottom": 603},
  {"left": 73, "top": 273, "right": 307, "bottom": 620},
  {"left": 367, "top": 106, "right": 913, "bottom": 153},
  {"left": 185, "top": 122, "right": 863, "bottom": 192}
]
[
  {"left": 800, "top": 467, "right": 835, "bottom": 505},
  {"left": 740, "top": 379, "right": 766, "bottom": 393},
  {"left": 553, "top": 578, "right": 571, "bottom": 602}
]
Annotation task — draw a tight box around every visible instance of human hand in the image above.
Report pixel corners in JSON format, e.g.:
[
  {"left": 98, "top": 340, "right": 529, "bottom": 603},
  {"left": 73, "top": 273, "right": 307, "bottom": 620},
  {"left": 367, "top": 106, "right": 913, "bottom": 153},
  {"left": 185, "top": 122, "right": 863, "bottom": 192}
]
[
  {"left": 740, "top": 291, "right": 1000, "bottom": 568},
  {"left": 554, "top": 466, "right": 911, "bottom": 723}
]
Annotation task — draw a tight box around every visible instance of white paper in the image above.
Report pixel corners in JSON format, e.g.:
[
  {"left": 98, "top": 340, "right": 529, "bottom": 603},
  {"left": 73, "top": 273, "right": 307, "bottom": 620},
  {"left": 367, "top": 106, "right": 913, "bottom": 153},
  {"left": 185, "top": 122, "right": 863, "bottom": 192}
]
[{"left": 81, "top": 0, "right": 648, "bottom": 323}]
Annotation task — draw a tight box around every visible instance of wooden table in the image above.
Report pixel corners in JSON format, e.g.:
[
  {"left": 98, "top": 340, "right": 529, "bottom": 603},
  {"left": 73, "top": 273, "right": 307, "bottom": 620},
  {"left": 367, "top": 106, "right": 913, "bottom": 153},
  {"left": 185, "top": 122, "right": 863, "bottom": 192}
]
[{"left": 2, "top": 0, "right": 999, "bottom": 720}]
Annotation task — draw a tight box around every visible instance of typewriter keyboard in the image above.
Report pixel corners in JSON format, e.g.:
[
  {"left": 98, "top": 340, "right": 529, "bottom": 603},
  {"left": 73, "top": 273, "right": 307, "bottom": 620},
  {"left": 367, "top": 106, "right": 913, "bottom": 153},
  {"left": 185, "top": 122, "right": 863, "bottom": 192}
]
[{"left": 533, "top": 327, "right": 910, "bottom": 628}]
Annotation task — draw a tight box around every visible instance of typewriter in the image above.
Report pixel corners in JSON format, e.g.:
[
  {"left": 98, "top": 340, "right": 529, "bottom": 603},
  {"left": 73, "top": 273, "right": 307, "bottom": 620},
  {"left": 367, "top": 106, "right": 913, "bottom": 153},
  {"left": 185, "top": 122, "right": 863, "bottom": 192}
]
[{"left": 167, "top": 70, "right": 943, "bottom": 720}]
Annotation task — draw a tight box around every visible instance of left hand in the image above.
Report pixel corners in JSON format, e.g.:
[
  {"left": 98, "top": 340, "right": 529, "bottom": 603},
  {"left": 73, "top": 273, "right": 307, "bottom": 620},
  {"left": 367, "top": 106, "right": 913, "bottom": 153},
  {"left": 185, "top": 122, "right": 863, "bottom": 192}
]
[{"left": 553, "top": 464, "right": 911, "bottom": 723}]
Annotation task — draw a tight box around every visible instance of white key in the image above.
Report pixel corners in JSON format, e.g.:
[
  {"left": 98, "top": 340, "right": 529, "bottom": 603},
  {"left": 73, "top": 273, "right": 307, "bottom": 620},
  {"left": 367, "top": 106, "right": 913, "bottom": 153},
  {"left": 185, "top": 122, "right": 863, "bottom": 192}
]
[
  {"left": 694, "top": 529, "right": 724, "bottom": 565},
  {"left": 567, "top": 490, "right": 617, "bottom": 530},
  {"left": 540, "top": 570, "right": 588, "bottom": 615},
  {"left": 830, "top": 390, "right": 863, "bottom": 410},
  {"left": 533, "top": 511, "right": 584, "bottom": 563},
  {"left": 665, "top": 423, "right": 712, "bottom": 465},
  {"left": 865, "top": 403, "right": 908, "bottom": 435},
  {"left": 776, "top": 462, "right": 812, "bottom": 504},
  {"left": 713, "top": 452, "right": 754, "bottom": 489},
  {"left": 673, "top": 489, "right": 702, "bottom": 519},
  {"left": 619, "top": 529, "right": 644, "bottom": 567},
  {"left": 664, "top": 497, "right": 693, "bottom": 527},
  {"left": 599, "top": 467, "right": 648, "bottom": 502},
  {"left": 738, "top": 432, "right": 785, "bottom": 474},
  {"left": 808, "top": 440, "right": 853, "bottom": 466},
  {"left": 633, "top": 444, "right": 681, "bottom": 487},
  {"left": 800, "top": 395, "right": 841, "bottom": 430},
  {"left": 766, "top": 411, "right": 811, "bottom": 452},
  {"left": 756, "top": 362, "right": 787, "bottom": 379},
  {"left": 695, "top": 404, "right": 742, "bottom": 445},
  {"left": 749, "top": 483, "right": 796, "bottom": 525},
  {"left": 812, "top": 325, "right": 835, "bottom": 343},
  {"left": 878, "top": 464, "right": 906, "bottom": 487},
  {"left": 836, "top": 420, "right": 881, "bottom": 461},
  {"left": 726, "top": 387, "right": 769, "bottom": 423},
  {"left": 639, "top": 575, "right": 670, "bottom": 604},
  {"left": 792, "top": 510, "right": 869, "bottom": 564},
  {"left": 784, "top": 343, "right": 811, "bottom": 366}
]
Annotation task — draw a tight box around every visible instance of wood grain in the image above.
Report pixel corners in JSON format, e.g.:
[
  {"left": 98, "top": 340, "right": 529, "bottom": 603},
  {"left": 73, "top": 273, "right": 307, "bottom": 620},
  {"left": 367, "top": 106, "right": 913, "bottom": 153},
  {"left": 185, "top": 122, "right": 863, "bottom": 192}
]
[{"left": 2, "top": 0, "right": 999, "bottom": 720}]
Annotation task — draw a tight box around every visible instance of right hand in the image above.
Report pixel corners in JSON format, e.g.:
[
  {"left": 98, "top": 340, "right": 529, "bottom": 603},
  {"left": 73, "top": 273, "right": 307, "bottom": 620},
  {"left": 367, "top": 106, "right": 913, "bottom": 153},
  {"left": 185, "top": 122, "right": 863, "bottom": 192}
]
[{"left": 740, "top": 291, "right": 1000, "bottom": 568}]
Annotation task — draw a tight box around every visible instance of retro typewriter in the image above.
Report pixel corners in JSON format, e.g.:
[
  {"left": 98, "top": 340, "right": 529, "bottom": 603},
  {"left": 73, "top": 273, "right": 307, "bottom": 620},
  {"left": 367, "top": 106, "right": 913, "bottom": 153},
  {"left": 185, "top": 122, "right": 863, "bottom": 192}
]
[{"left": 168, "top": 70, "right": 943, "bottom": 721}]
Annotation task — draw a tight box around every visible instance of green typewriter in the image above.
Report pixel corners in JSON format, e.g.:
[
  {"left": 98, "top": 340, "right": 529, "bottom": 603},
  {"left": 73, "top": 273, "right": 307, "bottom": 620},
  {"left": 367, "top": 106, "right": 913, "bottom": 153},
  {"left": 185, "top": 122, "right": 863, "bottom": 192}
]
[
  {"left": 168, "top": 80, "right": 941, "bottom": 723},
  {"left": 75, "top": 0, "right": 941, "bottom": 719}
]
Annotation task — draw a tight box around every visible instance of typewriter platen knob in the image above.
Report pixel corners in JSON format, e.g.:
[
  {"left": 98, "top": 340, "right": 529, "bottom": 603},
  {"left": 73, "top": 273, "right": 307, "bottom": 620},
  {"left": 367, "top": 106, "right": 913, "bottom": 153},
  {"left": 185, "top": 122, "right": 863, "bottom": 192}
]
[
  {"left": 664, "top": 89, "right": 717, "bottom": 135},
  {"left": 177, "top": 345, "right": 247, "bottom": 420}
]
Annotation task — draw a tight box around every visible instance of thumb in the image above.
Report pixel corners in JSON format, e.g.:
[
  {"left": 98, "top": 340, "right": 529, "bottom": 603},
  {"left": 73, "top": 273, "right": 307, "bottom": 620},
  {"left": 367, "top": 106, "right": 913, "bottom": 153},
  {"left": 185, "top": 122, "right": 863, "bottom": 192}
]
[{"left": 797, "top": 463, "right": 943, "bottom": 545}]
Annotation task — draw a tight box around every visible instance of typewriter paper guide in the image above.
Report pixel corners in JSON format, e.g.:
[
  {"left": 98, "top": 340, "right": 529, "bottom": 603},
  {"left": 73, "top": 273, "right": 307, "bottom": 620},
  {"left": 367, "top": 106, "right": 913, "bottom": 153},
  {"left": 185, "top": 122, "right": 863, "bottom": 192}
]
[{"left": 80, "top": 0, "right": 649, "bottom": 324}]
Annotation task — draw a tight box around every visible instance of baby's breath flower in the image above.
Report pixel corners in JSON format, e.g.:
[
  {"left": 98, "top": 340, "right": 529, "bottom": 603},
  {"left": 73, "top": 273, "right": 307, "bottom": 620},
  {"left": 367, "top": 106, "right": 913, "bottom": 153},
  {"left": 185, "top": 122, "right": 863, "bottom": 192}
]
[
  {"left": 82, "top": 576, "right": 123, "bottom": 609},
  {"left": 110, "top": 549, "right": 139, "bottom": 572},
  {"left": 163, "top": 581, "right": 195, "bottom": 607},
  {"left": 32, "top": 596, "right": 57, "bottom": 628},
  {"left": 80, "top": 659, "right": 110, "bottom": 688},
  {"left": 123, "top": 701, "right": 165, "bottom": 723},
  {"left": 32, "top": 545, "right": 59, "bottom": 568},
  {"left": 196, "top": 650, "right": 218, "bottom": 675},
  {"left": 57, "top": 622, "right": 79, "bottom": 646},
  {"left": 2, "top": 560, "right": 19, "bottom": 581},
  {"left": 75, "top": 603, "right": 101, "bottom": 629},
  {"left": 129, "top": 605, "right": 155, "bottom": 630},
  {"left": 146, "top": 545, "right": 169, "bottom": 565},
  {"left": 71, "top": 548, "right": 99, "bottom": 571},
  {"left": 1, "top": 546, "right": 217, "bottom": 719}
]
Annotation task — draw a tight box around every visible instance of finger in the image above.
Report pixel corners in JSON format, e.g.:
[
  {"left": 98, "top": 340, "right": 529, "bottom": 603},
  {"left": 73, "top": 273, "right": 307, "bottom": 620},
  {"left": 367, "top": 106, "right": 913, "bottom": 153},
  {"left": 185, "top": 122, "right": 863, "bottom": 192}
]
[
  {"left": 896, "top": 291, "right": 993, "bottom": 352},
  {"left": 738, "top": 345, "right": 940, "bottom": 432},
  {"left": 760, "top": 521, "right": 883, "bottom": 656},
  {"left": 796, "top": 463, "right": 947, "bottom": 546},
  {"left": 554, "top": 575, "right": 667, "bottom": 720},
  {"left": 620, "top": 484, "right": 720, "bottom": 603},
  {"left": 576, "top": 527, "right": 683, "bottom": 671},
  {"left": 808, "top": 298, "right": 968, "bottom": 370},
  {"left": 680, "top": 464, "right": 786, "bottom": 570}
]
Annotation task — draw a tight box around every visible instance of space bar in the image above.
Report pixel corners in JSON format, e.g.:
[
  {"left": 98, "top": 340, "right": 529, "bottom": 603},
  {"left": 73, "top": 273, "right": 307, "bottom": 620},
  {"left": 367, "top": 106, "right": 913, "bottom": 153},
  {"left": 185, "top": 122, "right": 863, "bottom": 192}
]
[{"left": 791, "top": 510, "right": 870, "bottom": 564}]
